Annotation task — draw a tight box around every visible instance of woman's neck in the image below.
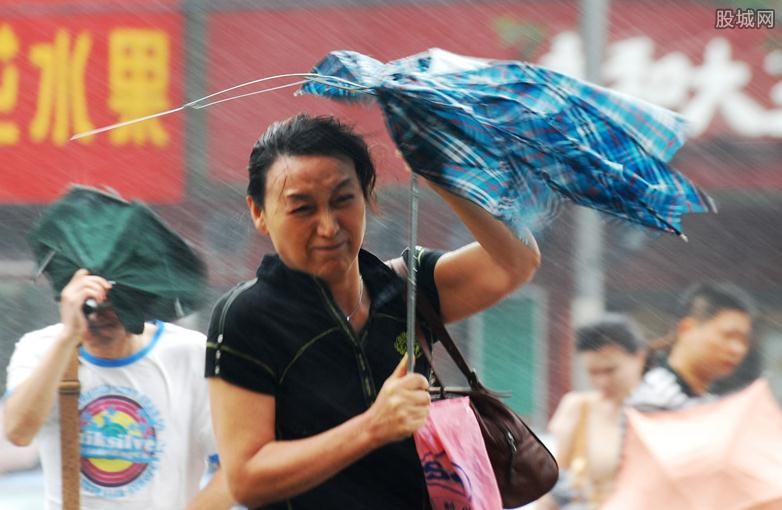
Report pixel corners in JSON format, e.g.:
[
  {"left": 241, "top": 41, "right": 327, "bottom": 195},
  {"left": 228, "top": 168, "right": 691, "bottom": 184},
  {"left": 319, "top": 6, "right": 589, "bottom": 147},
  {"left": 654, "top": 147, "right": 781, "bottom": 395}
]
[
  {"left": 327, "top": 267, "right": 362, "bottom": 312},
  {"left": 327, "top": 268, "right": 368, "bottom": 329}
]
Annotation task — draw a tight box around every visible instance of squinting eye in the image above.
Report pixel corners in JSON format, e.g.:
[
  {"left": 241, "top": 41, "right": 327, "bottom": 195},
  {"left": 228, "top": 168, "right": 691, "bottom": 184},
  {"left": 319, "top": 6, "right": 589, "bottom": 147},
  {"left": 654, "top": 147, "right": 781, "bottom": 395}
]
[
  {"left": 291, "top": 205, "right": 313, "bottom": 215},
  {"left": 335, "top": 194, "right": 354, "bottom": 205}
]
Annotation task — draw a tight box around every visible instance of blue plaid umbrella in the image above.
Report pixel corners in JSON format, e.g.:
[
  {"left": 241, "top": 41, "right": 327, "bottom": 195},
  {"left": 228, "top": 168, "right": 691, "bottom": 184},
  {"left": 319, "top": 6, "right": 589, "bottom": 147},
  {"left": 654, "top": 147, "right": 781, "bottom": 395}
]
[
  {"left": 300, "top": 48, "right": 715, "bottom": 238},
  {"left": 71, "top": 48, "right": 716, "bottom": 369}
]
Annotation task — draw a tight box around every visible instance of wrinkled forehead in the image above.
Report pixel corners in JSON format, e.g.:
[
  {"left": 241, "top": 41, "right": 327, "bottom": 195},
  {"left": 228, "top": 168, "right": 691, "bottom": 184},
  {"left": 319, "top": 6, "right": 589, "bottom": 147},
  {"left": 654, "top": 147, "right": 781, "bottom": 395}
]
[{"left": 266, "top": 154, "right": 357, "bottom": 198}]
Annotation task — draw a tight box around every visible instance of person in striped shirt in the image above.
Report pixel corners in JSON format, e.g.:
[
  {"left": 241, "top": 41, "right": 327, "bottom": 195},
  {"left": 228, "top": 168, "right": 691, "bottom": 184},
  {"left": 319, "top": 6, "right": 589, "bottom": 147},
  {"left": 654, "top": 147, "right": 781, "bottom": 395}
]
[{"left": 625, "top": 282, "right": 754, "bottom": 412}]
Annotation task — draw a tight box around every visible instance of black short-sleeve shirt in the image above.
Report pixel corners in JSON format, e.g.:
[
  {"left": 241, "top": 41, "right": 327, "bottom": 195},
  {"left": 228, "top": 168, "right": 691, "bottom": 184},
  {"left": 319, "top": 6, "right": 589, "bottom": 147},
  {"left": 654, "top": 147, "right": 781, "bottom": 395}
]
[{"left": 205, "top": 248, "right": 443, "bottom": 510}]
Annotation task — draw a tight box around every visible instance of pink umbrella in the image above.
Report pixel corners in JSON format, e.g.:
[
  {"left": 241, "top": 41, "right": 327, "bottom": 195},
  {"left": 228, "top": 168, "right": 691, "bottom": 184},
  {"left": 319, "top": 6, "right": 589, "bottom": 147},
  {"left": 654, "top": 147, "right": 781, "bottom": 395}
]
[{"left": 603, "top": 379, "right": 782, "bottom": 510}]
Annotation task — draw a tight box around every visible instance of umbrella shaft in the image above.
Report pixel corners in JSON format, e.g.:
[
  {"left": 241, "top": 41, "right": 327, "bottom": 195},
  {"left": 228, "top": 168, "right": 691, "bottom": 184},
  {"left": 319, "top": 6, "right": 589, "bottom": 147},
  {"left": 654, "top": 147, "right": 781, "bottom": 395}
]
[{"left": 406, "top": 175, "right": 419, "bottom": 372}]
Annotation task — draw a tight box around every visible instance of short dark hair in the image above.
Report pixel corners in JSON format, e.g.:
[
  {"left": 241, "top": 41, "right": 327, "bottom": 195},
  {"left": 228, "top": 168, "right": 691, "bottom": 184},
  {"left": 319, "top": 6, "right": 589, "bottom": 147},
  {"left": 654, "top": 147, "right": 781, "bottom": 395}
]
[
  {"left": 676, "top": 282, "right": 755, "bottom": 322},
  {"left": 247, "top": 114, "right": 377, "bottom": 208},
  {"left": 576, "top": 313, "right": 645, "bottom": 354}
]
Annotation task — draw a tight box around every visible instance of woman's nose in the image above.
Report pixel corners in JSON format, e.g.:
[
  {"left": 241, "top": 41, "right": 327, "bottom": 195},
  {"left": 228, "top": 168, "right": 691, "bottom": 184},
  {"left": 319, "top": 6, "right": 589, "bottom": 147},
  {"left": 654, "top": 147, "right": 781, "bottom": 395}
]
[{"left": 317, "top": 210, "right": 340, "bottom": 237}]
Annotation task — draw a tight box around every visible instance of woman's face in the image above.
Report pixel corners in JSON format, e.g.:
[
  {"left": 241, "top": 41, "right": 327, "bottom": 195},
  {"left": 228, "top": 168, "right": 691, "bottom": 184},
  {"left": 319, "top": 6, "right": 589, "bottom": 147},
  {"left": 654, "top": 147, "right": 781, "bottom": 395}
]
[
  {"left": 581, "top": 344, "right": 645, "bottom": 402},
  {"left": 248, "top": 154, "right": 366, "bottom": 282}
]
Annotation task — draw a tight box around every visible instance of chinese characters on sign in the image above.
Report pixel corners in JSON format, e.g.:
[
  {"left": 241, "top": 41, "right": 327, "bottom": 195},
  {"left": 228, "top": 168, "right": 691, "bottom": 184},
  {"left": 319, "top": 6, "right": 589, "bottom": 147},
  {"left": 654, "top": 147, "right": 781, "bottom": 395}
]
[
  {"left": 0, "top": 23, "right": 171, "bottom": 147},
  {"left": 0, "top": 24, "right": 19, "bottom": 145},
  {"left": 540, "top": 31, "right": 782, "bottom": 138},
  {"left": 0, "top": 14, "right": 184, "bottom": 204},
  {"left": 109, "top": 29, "right": 170, "bottom": 146},
  {"left": 715, "top": 8, "right": 776, "bottom": 29},
  {"left": 28, "top": 29, "right": 94, "bottom": 146}
]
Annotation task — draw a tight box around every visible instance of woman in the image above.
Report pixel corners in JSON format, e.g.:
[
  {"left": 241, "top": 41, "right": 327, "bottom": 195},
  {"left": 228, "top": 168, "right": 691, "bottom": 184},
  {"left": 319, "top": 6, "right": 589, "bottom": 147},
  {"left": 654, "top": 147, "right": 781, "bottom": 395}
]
[
  {"left": 205, "top": 114, "right": 540, "bottom": 509},
  {"left": 542, "top": 314, "right": 646, "bottom": 509}
]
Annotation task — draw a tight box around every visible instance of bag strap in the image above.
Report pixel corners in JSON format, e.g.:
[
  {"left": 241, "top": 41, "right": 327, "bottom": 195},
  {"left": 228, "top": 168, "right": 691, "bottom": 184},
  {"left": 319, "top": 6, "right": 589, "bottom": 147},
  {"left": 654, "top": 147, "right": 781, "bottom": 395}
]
[
  {"left": 568, "top": 399, "right": 591, "bottom": 494},
  {"left": 388, "top": 257, "right": 481, "bottom": 392},
  {"left": 59, "top": 346, "right": 81, "bottom": 510},
  {"left": 570, "top": 399, "right": 590, "bottom": 467}
]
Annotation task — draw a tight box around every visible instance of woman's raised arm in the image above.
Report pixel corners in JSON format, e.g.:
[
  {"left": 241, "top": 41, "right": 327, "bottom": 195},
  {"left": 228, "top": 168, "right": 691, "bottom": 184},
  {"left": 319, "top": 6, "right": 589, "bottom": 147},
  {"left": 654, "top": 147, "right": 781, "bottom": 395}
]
[{"left": 429, "top": 182, "right": 541, "bottom": 323}]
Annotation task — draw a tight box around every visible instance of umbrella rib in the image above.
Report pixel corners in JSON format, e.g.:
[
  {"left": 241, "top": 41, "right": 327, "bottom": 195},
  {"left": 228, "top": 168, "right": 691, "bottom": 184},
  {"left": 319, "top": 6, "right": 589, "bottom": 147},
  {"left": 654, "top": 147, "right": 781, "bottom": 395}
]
[
  {"left": 70, "top": 105, "right": 186, "bottom": 140},
  {"left": 34, "top": 249, "right": 56, "bottom": 278},
  {"left": 187, "top": 72, "right": 371, "bottom": 106},
  {"left": 192, "top": 74, "right": 376, "bottom": 110},
  {"left": 191, "top": 80, "right": 309, "bottom": 109},
  {"left": 70, "top": 73, "right": 371, "bottom": 140}
]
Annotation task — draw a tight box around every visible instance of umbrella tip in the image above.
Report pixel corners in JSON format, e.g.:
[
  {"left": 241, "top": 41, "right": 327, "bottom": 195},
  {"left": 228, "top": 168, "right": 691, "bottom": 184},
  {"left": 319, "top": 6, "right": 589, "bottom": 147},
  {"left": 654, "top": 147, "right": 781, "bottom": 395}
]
[
  {"left": 679, "top": 233, "right": 689, "bottom": 242},
  {"left": 34, "top": 249, "right": 56, "bottom": 278},
  {"left": 175, "top": 298, "right": 185, "bottom": 318}
]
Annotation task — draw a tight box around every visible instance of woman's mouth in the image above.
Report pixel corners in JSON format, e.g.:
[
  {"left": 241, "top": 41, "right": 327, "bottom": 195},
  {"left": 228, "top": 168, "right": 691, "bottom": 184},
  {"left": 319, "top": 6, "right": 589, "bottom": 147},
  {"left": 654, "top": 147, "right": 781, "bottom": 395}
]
[{"left": 313, "top": 241, "right": 346, "bottom": 251}]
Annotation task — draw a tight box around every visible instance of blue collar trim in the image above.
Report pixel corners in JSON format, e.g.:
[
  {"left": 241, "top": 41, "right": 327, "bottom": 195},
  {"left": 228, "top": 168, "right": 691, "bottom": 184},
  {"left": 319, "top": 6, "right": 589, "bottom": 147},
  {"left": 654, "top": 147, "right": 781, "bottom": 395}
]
[{"left": 80, "top": 321, "right": 164, "bottom": 367}]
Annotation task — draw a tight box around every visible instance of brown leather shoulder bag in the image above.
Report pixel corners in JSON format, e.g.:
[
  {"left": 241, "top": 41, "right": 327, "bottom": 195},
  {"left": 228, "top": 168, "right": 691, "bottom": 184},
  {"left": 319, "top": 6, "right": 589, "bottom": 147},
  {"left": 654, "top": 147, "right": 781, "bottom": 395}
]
[{"left": 391, "top": 257, "right": 559, "bottom": 507}]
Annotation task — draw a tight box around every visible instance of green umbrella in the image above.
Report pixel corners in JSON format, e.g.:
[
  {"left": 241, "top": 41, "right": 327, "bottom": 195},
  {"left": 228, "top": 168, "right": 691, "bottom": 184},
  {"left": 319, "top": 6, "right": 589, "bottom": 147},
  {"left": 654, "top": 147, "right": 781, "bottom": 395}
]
[{"left": 28, "top": 185, "right": 207, "bottom": 334}]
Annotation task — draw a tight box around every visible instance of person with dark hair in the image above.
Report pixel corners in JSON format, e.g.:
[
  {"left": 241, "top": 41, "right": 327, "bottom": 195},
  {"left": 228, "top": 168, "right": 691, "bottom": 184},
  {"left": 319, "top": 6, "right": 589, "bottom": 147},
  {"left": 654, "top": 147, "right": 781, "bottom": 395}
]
[
  {"left": 540, "top": 314, "right": 647, "bottom": 510},
  {"left": 204, "top": 113, "right": 541, "bottom": 509},
  {"left": 5, "top": 276, "right": 235, "bottom": 509},
  {"left": 626, "top": 282, "right": 754, "bottom": 413}
]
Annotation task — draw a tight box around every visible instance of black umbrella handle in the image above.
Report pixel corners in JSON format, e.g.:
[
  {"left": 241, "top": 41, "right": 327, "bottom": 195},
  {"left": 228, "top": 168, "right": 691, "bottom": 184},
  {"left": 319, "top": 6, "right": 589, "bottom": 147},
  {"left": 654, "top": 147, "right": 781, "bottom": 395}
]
[
  {"left": 82, "top": 299, "right": 98, "bottom": 317},
  {"left": 81, "top": 279, "right": 116, "bottom": 316}
]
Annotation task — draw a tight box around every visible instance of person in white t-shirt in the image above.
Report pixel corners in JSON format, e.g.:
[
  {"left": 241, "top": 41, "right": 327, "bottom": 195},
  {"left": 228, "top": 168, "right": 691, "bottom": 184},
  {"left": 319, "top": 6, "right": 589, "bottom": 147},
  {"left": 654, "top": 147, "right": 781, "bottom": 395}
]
[{"left": 3, "top": 269, "right": 235, "bottom": 509}]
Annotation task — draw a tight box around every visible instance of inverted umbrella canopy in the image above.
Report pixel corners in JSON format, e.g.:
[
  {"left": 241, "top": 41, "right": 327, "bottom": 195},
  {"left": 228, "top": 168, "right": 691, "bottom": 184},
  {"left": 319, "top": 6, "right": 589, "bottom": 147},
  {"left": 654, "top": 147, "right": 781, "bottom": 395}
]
[
  {"left": 300, "top": 48, "right": 715, "bottom": 237},
  {"left": 28, "top": 186, "right": 207, "bottom": 334},
  {"left": 603, "top": 379, "right": 782, "bottom": 510}
]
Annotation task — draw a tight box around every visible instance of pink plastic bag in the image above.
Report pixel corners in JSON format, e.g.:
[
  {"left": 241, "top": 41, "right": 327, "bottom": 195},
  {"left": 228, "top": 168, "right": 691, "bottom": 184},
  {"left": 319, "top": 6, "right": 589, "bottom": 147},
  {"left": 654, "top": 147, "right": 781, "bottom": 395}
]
[{"left": 413, "top": 396, "right": 503, "bottom": 510}]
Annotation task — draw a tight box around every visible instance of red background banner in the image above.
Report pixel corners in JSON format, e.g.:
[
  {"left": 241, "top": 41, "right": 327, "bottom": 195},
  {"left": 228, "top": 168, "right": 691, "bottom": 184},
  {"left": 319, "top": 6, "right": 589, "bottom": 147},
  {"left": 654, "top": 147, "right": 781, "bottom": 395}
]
[
  {"left": 0, "top": 1, "right": 779, "bottom": 203},
  {"left": 0, "top": 12, "right": 184, "bottom": 203},
  {"left": 205, "top": 2, "right": 782, "bottom": 189}
]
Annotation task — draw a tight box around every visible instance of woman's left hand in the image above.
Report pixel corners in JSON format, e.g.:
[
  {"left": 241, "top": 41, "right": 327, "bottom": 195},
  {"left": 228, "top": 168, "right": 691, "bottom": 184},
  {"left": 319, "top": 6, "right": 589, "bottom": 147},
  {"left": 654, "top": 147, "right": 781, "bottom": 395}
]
[{"left": 365, "top": 354, "right": 431, "bottom": 445}]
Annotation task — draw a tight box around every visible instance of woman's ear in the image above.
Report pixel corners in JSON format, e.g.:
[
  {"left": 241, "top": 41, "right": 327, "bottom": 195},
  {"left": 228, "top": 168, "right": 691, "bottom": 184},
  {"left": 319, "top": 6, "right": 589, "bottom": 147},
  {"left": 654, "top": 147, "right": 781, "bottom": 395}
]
[{"left": 246, "top": 196, "right": 269, "bottom": 235}]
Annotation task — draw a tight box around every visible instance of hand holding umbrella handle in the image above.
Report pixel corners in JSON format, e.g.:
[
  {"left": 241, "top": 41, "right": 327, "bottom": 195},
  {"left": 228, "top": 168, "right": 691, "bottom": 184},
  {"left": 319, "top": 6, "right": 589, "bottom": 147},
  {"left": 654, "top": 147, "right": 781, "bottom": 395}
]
[
  {"left": 82, "top": 299, "right": 98, "bottom": 317},
  {"left": 81, "top": 280, "right": 115, "bottom": 317},
  {"left": 58, "top": 270, "right": 112, "bottom": 340}
]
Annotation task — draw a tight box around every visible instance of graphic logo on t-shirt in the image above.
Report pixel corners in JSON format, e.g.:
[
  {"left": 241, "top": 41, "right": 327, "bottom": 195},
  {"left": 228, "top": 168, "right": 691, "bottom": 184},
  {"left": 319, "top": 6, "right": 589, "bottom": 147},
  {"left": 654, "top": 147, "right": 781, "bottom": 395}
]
[
  {"left": 79, "top": 385, "right": 164, "bottom": 498},
  {"left": 394, "top": 332, "right": 422, "bottom": 358}
]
